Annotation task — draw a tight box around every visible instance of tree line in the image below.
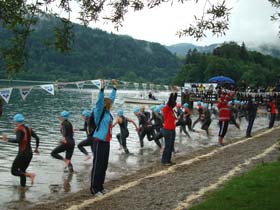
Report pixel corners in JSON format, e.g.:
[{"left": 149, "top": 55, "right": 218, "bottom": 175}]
[
  {"left": 173, "top": 42, "right": 280, "bottom": 87},
  {"left": 0, "top": 15, "right": 181, "bottom": 84}
]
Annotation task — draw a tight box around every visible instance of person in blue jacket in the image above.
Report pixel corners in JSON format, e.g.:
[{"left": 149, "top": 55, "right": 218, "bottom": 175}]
[{"left": 90, "top": 79, "right": 117, "bottom": 196}]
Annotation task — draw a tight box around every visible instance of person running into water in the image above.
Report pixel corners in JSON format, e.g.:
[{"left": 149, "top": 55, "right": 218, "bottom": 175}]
[
  {"left": 75, "top": 109, "right": 96, "bottom": 160},
  {"left": 113, "top": 109, "right": 138, "bottom": 154},
  {"left": 176, "top": 103, "right": 191, "bottom": 138},
  {"left": 245, "top": 96, "right": 258, "bottom": 137},
  {"left": 200, "top": 103, "right": 212, "bottom": 137},
  {"left": 51, "top": 111, "right": 75, "bottom": 173},
  {"left": 1, "top": 114, "right": 39, "bottom": 188},
  {"left": 228, "top": 100, "right": 240, "bottom": 129},
  {"left": 134, "top": 107, "right": 161, "bottom": 149},
  {"left": 217, "top": 94, "right": 231, "bottom": 146},
  {"left": 161, "top": 86, "right": 178, "bottom": 166},
  {"left": 151, "top": 106, "right": 164, "bottom": 140},
  {"left": 90, "top": 79, "right": 117, "bottom": 196},
  {"left": 182, "top": 103, "right": 194, "bottom": 132},
  {"left": 192, "top": 101, "right": 204, "bottom": 130}
]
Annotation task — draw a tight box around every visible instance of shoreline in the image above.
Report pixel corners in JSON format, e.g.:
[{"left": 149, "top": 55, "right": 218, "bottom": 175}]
[{"left": 23, "top": 126, "right": 280, "bottom": 210}]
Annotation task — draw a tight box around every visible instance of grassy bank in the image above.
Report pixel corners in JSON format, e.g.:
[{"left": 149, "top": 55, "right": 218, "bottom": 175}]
[{"left": 189, "top": 160, "right": 280, "bottom": 210}]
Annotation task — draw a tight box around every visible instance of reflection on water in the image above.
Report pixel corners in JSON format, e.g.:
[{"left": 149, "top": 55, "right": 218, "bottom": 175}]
[{"left": 0, "top": 88, "right": 273, "bottom": 210}]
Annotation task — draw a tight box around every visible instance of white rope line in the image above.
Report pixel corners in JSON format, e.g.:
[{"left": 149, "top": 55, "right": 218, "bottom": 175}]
[
  {"left": 65, "top": 127, "right": 278, "bottom": 210},
  {"left": 173, "top": 141, "right": 279, "bottom": 210}
]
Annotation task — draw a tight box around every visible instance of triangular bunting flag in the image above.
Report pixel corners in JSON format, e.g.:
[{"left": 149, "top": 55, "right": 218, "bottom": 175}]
[
  {"left": 134, "top": 83, "right": 139, "bottom": 89},
  {"left": 0, "top": 88, "right": 13, "bottom": 103},
  {"left": 40, "top": 84, "right": 55, "bottom": 95},
  {"left": 142, "top": 83, "right": 147, "bottom": 89},
  {"left": 91, "top": 80, "right": 101, "bottom": 89},
  {"left": 19, "top": 87, "right": 33, "bottom": 100},
  {"left": 105, "top": 80, "right": 110, "bottom": 87},
  {"left": 76, "top": 82, "right": 85, "bottom": 89},
  {"left": 164, "top": 85, "right": 169, "bottom": 90}
]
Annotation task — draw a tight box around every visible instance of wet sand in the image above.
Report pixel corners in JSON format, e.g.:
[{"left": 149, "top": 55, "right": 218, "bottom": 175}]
[{"left": 25, "top": 126, "right": 280, "bottom": 210}]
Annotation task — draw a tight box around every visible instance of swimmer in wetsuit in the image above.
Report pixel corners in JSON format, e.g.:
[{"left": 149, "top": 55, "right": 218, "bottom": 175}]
[
  {"left": 1, "top": 114, "right": 39, "bottom": 188},
  {"left": 51, "top": 111, "right": 75, "bottom": 173},
  {"left": 76, "top": 110, "right": 95, "bottom": 161},
  {"left": 113, "top": 109, "right": 138, "bottom": 154}
]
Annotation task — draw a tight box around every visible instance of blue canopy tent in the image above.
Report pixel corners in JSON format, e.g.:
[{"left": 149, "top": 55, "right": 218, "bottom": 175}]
[{"left": 208, "top": 76, "right": 235, "bottom": 84}]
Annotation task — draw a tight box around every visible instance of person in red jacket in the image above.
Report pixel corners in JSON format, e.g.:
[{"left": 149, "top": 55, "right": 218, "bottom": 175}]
[
  {"left": 268, "top": 97, "right": 276, "bottom": 128},
  {"left": 161, "top": 86, "right": 178, "bottom": 165},
  {"left": 217, "top": 94, "right": 231, "bottom": 146}
]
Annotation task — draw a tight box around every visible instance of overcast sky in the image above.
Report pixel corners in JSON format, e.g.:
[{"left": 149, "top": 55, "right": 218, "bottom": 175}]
[
  {"left": 87, "top": 0, "right": 279, "bottom": 47},
  {"left": 54, "top": 0, "right": 279, "bottom": 47}
]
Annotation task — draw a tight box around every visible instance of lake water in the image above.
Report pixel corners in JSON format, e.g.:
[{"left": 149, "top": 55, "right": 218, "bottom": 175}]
[{"left": 0, "top": 88, "right": 272, "bottom": 210}]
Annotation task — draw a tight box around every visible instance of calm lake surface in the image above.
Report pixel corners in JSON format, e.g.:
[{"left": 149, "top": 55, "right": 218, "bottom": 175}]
[{"left": 0, "top": 88, "right": 272, "bottom": 210}]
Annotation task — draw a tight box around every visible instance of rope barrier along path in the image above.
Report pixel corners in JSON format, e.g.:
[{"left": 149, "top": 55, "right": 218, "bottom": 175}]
[
  {"left": 173, "top": 142, "right": 279, "bottom": 210},
  {"left": 64, "top": 127, "right": 278, "bottom": 210}
]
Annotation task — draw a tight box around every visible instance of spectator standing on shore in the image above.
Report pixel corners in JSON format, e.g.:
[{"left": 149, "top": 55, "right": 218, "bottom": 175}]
[
  {"left": 161, "top": 86, "right": 178, "bottom": 165},
  {"left": 245, "top": 96, "right": 258, "bottom": 137},
  {"left": 90, "top": 79, "right": 117, "bottom": 196},
  {"left": 268, "top": 97, "right": 276, "bottom": 129},
  {"left": 217, "top": 94, "right": 231, "bottom": 146}
]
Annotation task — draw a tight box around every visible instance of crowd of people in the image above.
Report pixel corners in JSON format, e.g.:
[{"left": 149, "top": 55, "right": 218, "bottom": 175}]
[{"left": 0, "top": 80, "right": 278, "bottom": 198}]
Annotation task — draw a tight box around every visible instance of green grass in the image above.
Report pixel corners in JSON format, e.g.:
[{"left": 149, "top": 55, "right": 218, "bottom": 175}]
[{"left": 189, "top": 161, "right": 280, "bottom": 210}]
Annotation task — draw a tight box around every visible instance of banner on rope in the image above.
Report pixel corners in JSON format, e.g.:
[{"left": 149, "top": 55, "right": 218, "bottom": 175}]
[
  {"left": 156, "top": 84, "right": 161, "bottom": 90},
  {"left": 76, "top": 82, "right": 85, "bottom": 89},
  {"left": 0, "top": 88, "right": 13, "bottom": 103},
  {"left": 19, "top": 87, "right": 33, "bottom": 100},
  {"left": 134, "top": 83, "right": 139, "bottom": 89},
  {"left": 105, "top": 80, "right": 110, "bottom": 87},
  {"left": 91, "top": 80, "right": 101, "bottom": 89},
  {"left": 40, "top": 84, "right": 55, "bottom": 95},
  {"left": 142, "top": 83, "right": 147, "bottom": 89}
]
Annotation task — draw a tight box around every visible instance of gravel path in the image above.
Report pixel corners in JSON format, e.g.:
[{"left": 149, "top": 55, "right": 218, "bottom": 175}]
[{"left": 27, "top": 127, "right": 280, "bottom": 210}]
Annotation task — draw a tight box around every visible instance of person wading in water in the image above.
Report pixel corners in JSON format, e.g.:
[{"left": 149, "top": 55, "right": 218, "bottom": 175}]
[{"left": 1, "top": 114, "right": 40, "bottom": 189}]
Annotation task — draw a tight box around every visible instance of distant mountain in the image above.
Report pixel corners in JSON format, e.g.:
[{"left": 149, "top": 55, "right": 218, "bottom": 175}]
[
  {"left": 165, "top": 43, "right": 220, "bottom": 56},
  {"left": 0, "top": 14, "right": 182, "bottom": 84},
  {"left": 251, "top": 44, "right": 280, "bottom": 58}
]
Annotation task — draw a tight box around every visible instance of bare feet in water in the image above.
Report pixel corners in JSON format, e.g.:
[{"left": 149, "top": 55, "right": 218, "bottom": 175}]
[
  {"left": 26, "top": 172, "right": 36, "bottom": 186},
  {"left": 84, "top": 155, "right": 92, "bottom": 161}
]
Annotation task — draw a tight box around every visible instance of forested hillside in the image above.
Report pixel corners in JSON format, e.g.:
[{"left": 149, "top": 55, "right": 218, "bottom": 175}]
[
  {"left": 173, "top": 42, "right": 280, "bottom": 87},
  {"left": 0, "top": 15, "right": 182, "bottom": 84}
]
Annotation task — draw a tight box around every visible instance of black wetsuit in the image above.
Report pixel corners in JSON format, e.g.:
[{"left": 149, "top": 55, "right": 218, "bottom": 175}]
[
  {"left": 201, "top": 109, "right": 212, "bottom": 136},
  {"left": 229, "top": 106, "right": 240, "bottom": 128},
  {"left": 192, "top": 106, "right": 204, "bottom": 129},
  {"left": 9, "top": 125, "right": 39, "bottom": 187},
  {"left": 51, "top": 120, "right": 75, "bottom": 171},
  {"left": 176, "top": 108, "right": 191, "bottom": 138},
  {"left": 137, "top": 112, "right": 161, "bottom": 148},
  {"left": 116, "top": 116, "right": 130, "bottom": 154},
  {"left": 78, "top": 114, "right": 95, "bottom": 156},
  {"left": 151, "top": 112, "right": 164, "bottom": 143},
  {"left": 183, "top": 108, "right": 193, "bottom": 132},
  {"left": 246, "top": 100, "right": 257, "bottom": 137}
]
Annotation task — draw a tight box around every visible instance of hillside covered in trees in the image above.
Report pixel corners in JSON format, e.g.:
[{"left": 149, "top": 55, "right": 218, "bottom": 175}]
[
  {"left": 0, "top": 15, "right": 182, "bottom": 84},
  {"left": 173, "top": 42, "right": 280, "bottom": 87}
]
